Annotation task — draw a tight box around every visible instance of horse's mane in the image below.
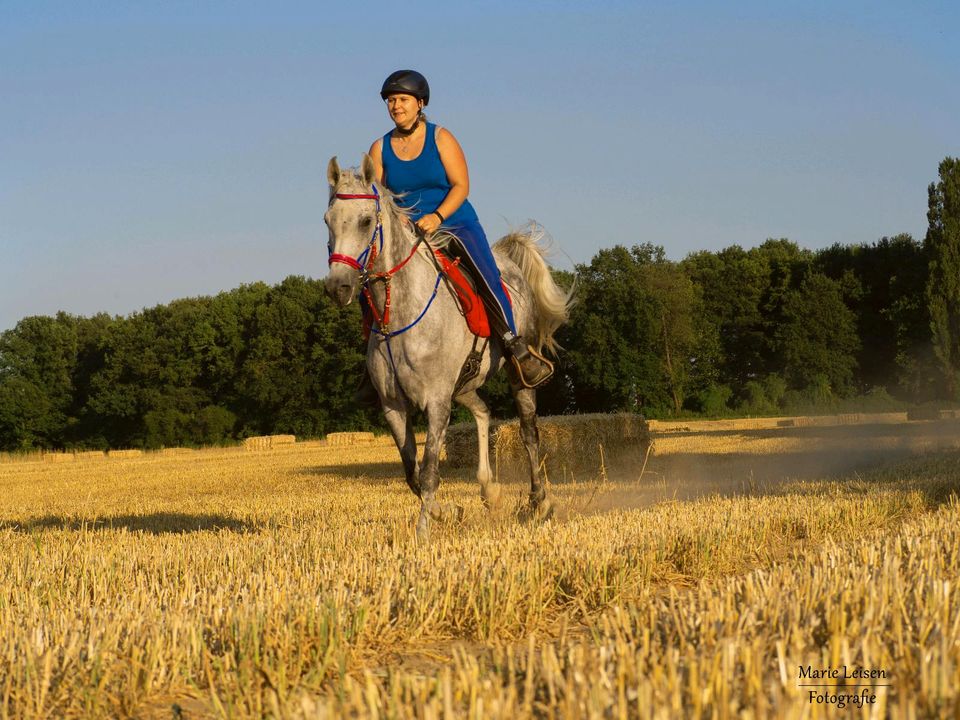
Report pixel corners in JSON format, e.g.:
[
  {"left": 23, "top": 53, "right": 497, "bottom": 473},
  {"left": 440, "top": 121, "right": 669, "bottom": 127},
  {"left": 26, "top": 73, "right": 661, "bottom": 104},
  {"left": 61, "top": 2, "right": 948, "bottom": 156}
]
[{"left": 335, "top": 167, "right": 455, "bottom": 252}]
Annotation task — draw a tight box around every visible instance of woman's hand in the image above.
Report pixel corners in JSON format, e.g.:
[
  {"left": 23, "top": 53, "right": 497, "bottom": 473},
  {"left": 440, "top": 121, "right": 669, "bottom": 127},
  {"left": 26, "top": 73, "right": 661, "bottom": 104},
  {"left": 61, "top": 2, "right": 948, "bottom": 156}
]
[{"left": 415, "top": 213, "right": 443, "bottom": 235}]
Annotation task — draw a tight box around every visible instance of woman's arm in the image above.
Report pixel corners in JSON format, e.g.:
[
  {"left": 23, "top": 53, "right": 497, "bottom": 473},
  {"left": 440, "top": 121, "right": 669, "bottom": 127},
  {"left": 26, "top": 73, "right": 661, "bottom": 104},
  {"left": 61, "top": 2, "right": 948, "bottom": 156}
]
[
  {"left": 368, "top": 139, "right": 384, "bottom": 184},
  {"left": 417, "top": 127, "right": 470, "bottom": 234}
]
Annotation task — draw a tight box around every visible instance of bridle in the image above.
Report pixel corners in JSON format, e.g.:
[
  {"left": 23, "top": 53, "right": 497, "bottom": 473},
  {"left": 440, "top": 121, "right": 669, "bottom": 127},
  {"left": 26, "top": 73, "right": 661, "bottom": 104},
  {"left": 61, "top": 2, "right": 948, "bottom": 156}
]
[
  {"left": 327, "top": 185, "right": 442, "bottom": 337},
  {"left": 327, "top": 187, "right": 385, "bottom": 272}
]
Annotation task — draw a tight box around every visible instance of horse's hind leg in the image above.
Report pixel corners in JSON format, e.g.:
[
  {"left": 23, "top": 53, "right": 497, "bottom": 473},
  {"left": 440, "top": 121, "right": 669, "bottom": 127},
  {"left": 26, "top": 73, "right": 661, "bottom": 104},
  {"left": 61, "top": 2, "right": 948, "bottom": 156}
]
[
  {"left": 382, "top": 398, "right": 420, "bottom": 498},
  {"left": 512, "top": 385, "right": 553, "bottom": 520},
  {"left": 455, "top": 390, "right": 501, "bottom": 509}
]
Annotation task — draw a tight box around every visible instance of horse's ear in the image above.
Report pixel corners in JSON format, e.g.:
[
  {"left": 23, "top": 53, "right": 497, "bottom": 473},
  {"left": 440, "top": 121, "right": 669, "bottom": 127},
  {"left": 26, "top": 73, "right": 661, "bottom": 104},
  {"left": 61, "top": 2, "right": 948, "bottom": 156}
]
[
  {"left": 327, "top": 156, "right": 341, "bottom": 187},
  {"left": 360, "top": 153, "right": 376, "bottom": 187}
]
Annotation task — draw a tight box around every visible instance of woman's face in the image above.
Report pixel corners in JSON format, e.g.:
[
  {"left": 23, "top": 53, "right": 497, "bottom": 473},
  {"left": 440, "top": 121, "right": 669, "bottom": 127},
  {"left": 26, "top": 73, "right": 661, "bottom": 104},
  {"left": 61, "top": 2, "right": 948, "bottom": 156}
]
[{"left": 386, "top": 93, "right": 422, "bottom": 128}]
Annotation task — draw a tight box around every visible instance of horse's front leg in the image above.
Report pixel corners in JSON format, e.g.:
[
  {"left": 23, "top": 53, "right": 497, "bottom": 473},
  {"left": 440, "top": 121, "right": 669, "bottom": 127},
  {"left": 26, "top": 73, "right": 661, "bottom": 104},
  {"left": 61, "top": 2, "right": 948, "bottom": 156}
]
[
  {"left": 512, "top": 385, "right": 553, "bottom": 521},
  {"left": 381, "top": 396, "right": 420, "bottom": 498},
  {"left": 415, "top": 398, "right": 456, "bottom": 542}
]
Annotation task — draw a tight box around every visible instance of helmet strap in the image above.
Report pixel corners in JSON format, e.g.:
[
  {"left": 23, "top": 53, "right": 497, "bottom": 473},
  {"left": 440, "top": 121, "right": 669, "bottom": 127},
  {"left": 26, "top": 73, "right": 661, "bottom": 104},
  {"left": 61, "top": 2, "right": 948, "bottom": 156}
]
[{"left": 393, "top": 116, "right": 422, "bottom": 137}]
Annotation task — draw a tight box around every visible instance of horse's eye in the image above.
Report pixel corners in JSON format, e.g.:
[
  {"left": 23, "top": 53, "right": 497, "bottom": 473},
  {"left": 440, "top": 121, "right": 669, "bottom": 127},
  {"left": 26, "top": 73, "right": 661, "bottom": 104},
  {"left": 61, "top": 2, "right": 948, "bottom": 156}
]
[{"left": 360, "top": 216, "right": 373, "bottom": 229}]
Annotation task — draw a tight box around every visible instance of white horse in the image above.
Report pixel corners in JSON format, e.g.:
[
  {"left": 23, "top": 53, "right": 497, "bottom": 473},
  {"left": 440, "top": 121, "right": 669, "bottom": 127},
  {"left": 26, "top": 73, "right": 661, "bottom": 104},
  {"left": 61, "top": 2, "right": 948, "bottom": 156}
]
[{"left": 324, "top": 155, "right": 573, "bottom": 540}]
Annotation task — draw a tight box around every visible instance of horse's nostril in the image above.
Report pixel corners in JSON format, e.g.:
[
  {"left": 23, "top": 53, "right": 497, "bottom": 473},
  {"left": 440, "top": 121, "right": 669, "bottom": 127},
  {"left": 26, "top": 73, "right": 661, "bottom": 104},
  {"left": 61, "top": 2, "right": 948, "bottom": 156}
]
[{"left": 335, "top": 284, "right": 354, "bottom": 306}]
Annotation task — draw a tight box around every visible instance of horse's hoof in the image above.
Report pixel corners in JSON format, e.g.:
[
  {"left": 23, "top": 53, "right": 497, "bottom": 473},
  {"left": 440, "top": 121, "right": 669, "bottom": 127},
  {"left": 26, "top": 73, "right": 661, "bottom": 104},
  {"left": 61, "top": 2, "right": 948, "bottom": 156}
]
[
  {"left": 517, "top": 498, "right": 554, "bottom": 524},
  {"left": 416, "top": 518, "right": 430, "bottom": 544},
  {"left": 430, "top": 503, "right": 464, "bottom": 524},
  {"left": 426, "top": 499, "right": 444, "bottom": 522},
  {"left": 539, "top": 499, "right": 555, "bottom": 521},
  {"left": 481, "top": 482, "right": 502, "bottom": 510}
]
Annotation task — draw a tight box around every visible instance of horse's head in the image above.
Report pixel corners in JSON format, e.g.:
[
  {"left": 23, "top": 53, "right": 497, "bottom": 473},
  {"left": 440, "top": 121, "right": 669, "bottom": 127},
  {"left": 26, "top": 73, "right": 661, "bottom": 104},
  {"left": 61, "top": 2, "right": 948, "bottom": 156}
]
[{"left": 324, "top": 154, "right": 380, "bottom": 307}]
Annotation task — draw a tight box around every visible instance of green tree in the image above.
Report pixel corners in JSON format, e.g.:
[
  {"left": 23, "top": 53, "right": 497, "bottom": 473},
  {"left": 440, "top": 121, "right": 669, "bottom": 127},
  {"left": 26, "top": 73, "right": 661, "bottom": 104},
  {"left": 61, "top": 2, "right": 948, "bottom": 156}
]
[
  {"left": 644, "top": 262, "right": 712, "bottom": 414},
  {"left": 777, "top": 273, "right": 860, "bottom": 395},
  {"left": 682, "top": 246, "right": 768, "bottom": 394},
  {"left": 815, "top": 234, "right": 931, "bottom": 398},
  {"left": 683, "top": 240, "right": 811, "bottom": 402},
  {"left": 0, "top": 314, "right": 81, "bottom": 449},
  {"left": 925, "top": 156, "right": 960, "bottom": 399},
  {"left": 560, "top": 244, "right": 712, "bottom": 415}
]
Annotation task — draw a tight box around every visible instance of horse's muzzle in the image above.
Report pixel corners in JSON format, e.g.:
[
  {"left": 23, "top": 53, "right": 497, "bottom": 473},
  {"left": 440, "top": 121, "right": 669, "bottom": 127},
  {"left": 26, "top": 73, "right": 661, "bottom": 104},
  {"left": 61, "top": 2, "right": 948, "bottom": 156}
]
[{"left": 324, "top": 274, "right": 357, "bottom": 307}]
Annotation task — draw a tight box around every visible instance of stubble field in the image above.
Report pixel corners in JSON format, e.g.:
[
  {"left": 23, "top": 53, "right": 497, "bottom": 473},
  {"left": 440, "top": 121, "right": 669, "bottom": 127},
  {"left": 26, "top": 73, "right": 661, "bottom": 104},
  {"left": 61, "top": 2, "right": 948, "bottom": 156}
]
[{"left": 1, "top": 419, "right": 960, "bottom": 718}]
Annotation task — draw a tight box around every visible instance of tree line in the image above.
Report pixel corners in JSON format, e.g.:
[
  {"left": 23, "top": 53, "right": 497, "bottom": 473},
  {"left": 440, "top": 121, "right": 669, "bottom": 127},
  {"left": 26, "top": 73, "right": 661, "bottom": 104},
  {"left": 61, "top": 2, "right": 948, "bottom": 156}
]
[{"left": 2, "top": 158, "right": 958, "bottom": 451}]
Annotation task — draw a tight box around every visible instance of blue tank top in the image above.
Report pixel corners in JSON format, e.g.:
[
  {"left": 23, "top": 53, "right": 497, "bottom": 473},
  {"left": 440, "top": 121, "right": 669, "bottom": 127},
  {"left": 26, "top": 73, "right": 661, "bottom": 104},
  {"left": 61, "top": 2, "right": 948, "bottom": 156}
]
[{"left": 381, "top": 122, "right": 479, "bottom": 225}]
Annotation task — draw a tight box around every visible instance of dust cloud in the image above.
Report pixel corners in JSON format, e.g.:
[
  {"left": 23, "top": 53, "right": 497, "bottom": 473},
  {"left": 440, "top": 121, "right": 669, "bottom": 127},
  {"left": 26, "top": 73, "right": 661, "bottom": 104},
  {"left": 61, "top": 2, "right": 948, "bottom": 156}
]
[{"left": 548, "top": 419, "right": 960, "bottom": 516}]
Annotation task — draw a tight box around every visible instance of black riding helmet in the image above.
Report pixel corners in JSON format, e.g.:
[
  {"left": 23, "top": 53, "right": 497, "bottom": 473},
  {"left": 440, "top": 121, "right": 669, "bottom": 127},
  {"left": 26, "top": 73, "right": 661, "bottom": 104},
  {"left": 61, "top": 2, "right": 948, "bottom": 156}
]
[{"left": 380, "top": 70, "right": 430, "bottom": 106}]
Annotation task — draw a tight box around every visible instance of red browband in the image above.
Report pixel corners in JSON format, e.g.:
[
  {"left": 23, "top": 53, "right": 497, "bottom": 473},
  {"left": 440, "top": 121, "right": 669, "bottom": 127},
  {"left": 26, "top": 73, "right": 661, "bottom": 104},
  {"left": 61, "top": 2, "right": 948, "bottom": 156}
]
[{"left": 335, "top": 193, "right": 379, "bottom": 200}]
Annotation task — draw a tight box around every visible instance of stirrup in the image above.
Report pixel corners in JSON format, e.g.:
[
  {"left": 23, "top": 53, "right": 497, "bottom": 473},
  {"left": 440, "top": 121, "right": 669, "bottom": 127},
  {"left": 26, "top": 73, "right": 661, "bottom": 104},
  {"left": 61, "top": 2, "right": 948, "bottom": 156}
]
[{"left": 508, "top": 345, "right": 554, "bottom": 389}]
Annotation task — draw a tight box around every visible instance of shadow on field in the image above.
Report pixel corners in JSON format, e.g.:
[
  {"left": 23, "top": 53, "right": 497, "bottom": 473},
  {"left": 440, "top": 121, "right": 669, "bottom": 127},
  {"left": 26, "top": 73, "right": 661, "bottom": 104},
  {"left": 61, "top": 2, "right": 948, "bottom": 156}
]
[{"left": 0, "top": 512, "right": 259, "bottom": 534}]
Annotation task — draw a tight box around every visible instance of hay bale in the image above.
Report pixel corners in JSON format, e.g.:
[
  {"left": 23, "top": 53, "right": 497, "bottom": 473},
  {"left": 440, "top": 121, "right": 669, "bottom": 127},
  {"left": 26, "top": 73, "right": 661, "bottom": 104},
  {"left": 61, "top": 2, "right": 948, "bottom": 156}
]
[
  {"left": 907, "top": 407, "right": 941, "bottom": 421},
  {"left": 445, "top": 413, "right": 651, "bottom": 476},
  {"left": 872, "top": 412, "right": 909, "bottom": 424},
  {"left": 325, "top": 432, "right": 377, "bottom": 446},
  {"left": 648, "top": 417, "right": 791, "bottom": 433},
  {"left": 75, "top": 451, "right": 106, "bottom": 460},
  {"left": 243, "top": 436, "right": 271, "bottom": 450},
  {"left": 107, "top": 449, "right": 143, "bottom": 458},
  {"left": 243, "top": 434, "right": 299, "bottom": 450},
  {"left": 44, "top": 452, "right": 75, "bottom": 463}
]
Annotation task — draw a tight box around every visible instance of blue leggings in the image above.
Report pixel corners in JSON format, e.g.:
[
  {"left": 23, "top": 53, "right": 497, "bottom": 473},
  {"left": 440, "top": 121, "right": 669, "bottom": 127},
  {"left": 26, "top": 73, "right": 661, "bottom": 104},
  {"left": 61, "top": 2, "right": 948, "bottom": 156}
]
[{"left": 447, "top": 220, "right": 517, "bottom": 336}]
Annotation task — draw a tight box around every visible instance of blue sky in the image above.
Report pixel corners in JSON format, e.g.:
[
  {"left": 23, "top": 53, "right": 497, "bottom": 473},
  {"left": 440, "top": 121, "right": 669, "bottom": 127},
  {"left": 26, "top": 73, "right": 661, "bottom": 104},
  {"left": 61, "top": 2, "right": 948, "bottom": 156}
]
[{"left": 2, "top": 1, "right": 958, "bottom": 332}]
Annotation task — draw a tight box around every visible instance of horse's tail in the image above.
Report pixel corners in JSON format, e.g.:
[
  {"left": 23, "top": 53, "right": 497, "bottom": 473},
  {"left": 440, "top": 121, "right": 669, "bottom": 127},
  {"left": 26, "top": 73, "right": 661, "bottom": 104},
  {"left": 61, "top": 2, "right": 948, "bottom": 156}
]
[{"left": 493, "top": 223, "right": 575, "bottom": 356}]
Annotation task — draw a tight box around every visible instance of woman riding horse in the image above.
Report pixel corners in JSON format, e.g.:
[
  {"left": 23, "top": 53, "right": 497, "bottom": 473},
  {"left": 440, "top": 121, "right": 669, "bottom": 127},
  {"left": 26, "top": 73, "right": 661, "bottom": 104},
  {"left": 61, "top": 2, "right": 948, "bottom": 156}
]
[{"left": 367, "top": 69, "right": 554, "bottom": 389}]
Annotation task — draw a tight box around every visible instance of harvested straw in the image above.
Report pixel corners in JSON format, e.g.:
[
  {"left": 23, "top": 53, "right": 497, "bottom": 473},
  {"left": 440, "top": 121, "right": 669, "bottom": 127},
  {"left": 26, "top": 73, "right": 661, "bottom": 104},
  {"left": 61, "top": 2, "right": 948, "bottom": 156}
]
[{"left": 445, "top": 413, "right": 651, "bottom": 477}]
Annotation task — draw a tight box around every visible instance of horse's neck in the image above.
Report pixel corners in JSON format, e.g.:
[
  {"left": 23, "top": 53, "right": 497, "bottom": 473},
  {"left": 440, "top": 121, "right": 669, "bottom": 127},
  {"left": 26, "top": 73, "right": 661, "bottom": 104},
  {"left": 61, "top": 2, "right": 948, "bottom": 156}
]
[
  {"left": 378, "top": 212, "right": 420, "bottom": 270},
  {"left": 367, "top": 213, "right": 435, "bottom": 322}
]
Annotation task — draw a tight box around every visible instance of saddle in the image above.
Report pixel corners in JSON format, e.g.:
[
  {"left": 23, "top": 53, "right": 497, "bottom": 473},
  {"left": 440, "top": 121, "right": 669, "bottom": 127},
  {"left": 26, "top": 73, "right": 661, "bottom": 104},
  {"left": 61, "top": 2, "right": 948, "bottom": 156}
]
[{"left": 432, "top": 249, "right": 512, "bottom": 338}]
